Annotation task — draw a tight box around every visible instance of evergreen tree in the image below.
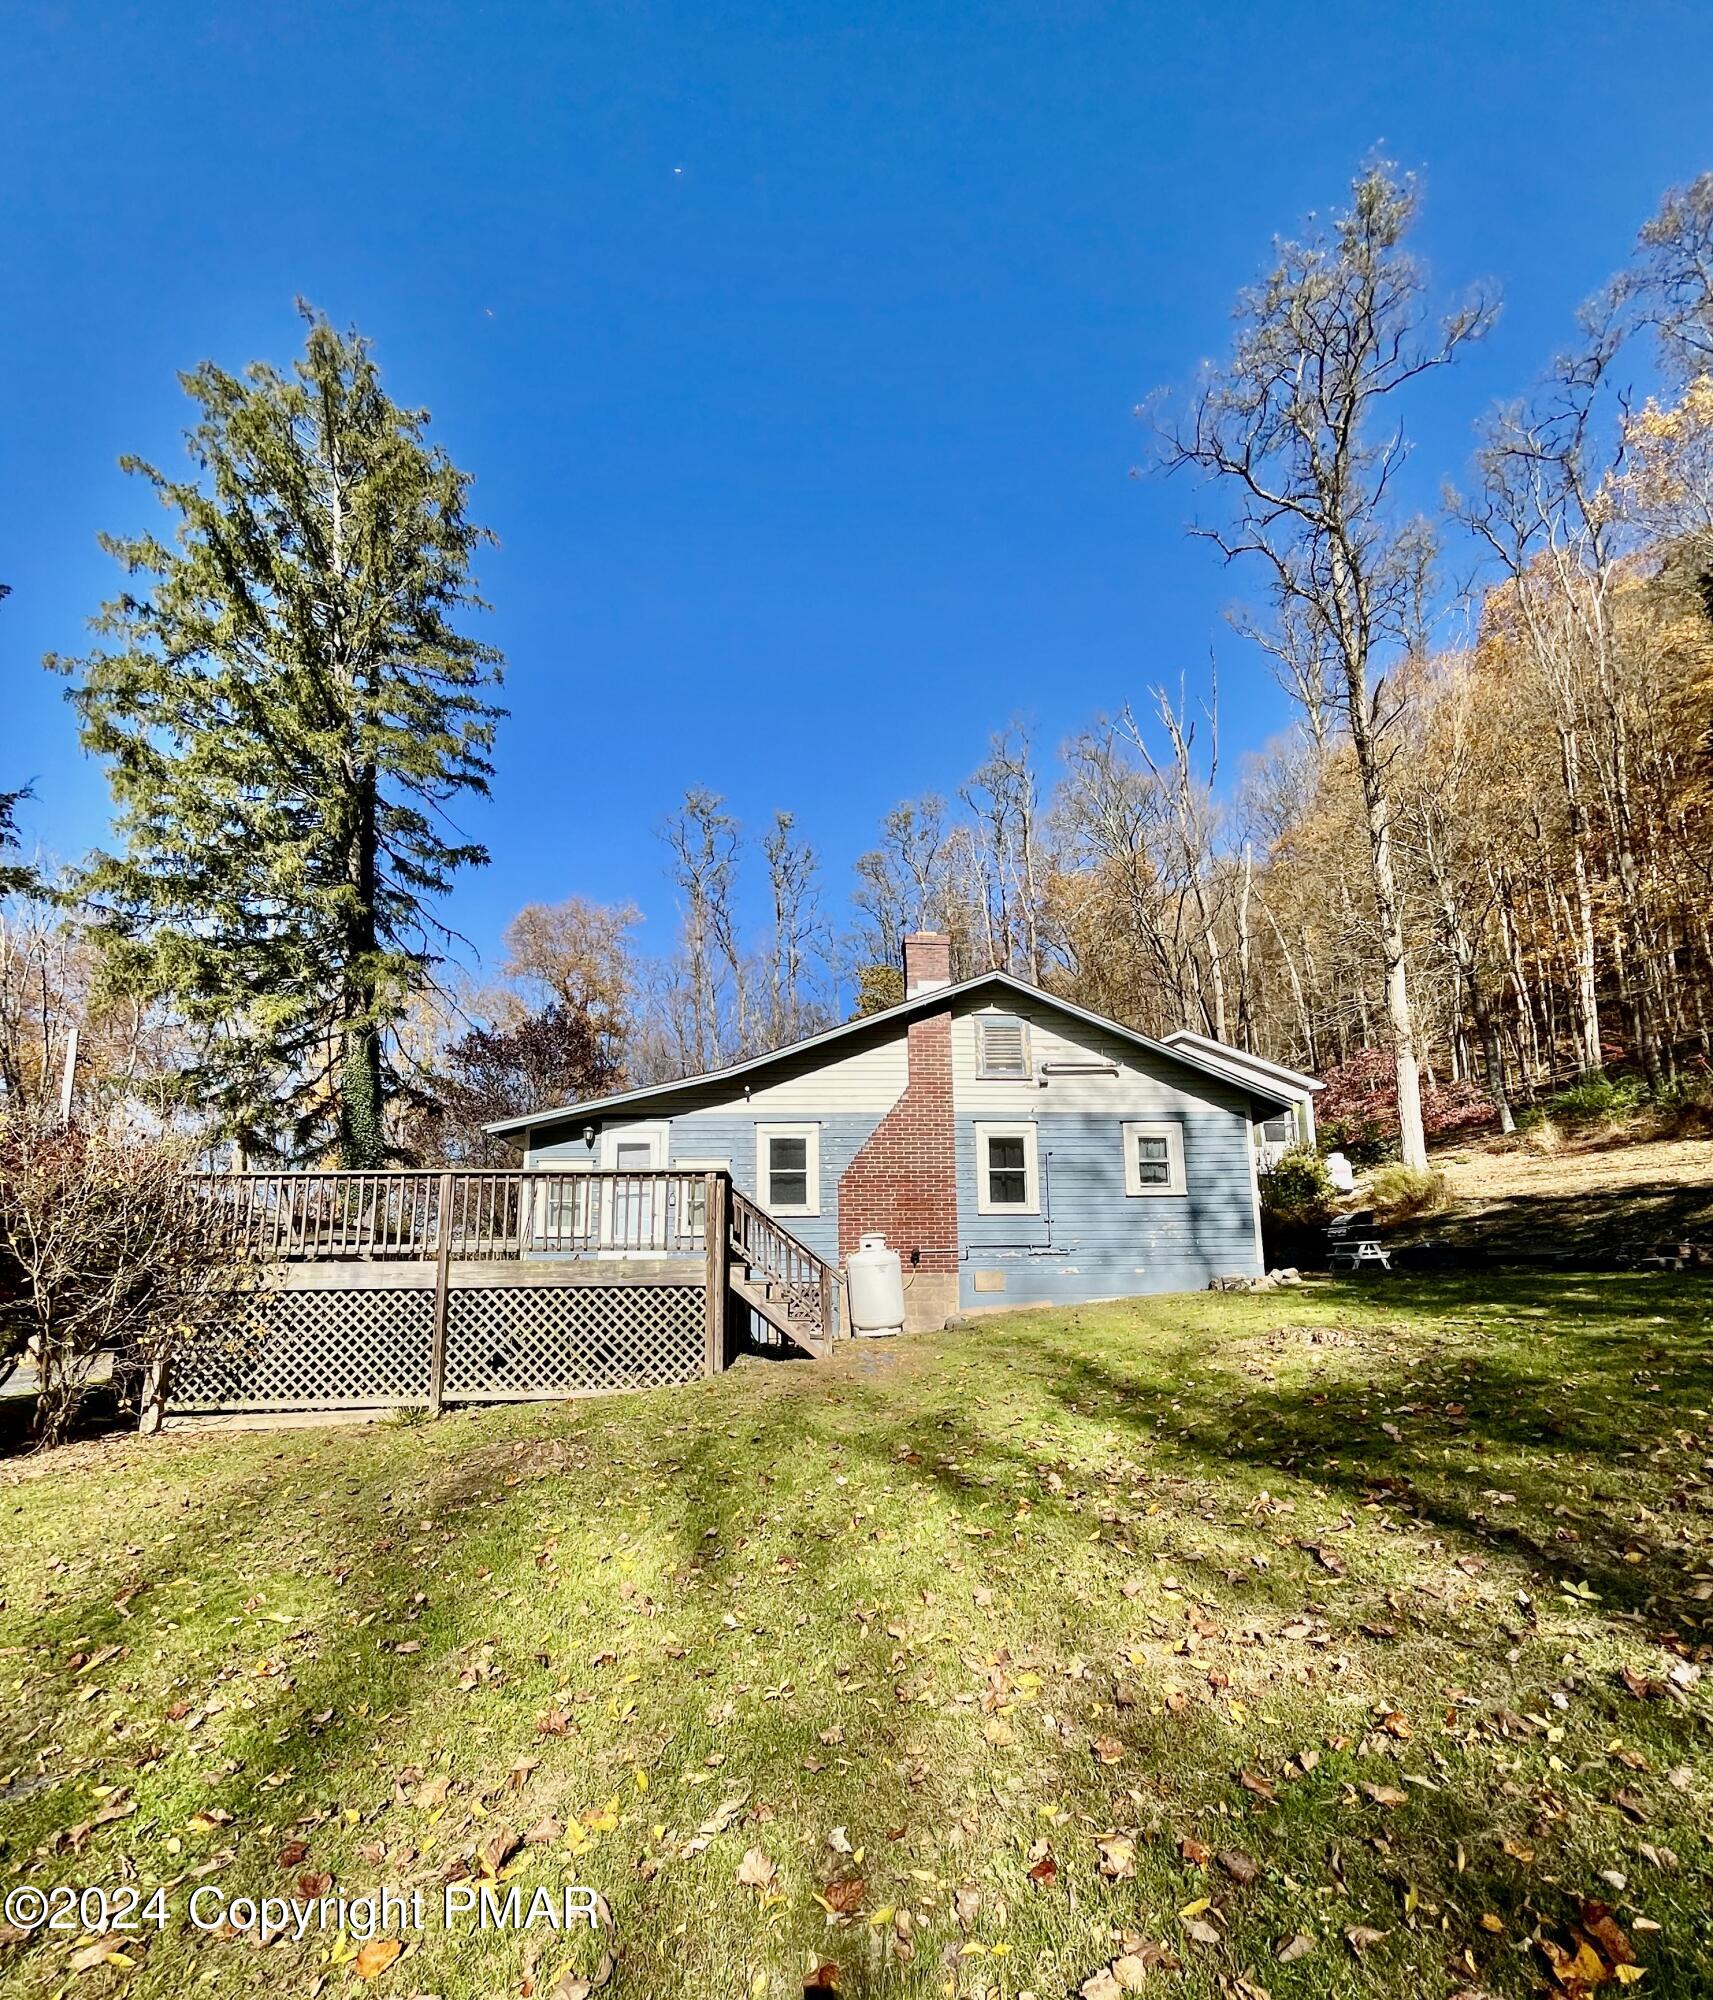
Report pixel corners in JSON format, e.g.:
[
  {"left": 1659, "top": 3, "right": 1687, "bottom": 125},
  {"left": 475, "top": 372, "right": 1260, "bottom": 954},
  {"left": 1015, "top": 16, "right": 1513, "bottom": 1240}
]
[
  {"left": 0, "top": 786, "right": 31, "bottom": 897},
  {"left": 53, "top": 308, "right": 504, "bottom": 1165}
]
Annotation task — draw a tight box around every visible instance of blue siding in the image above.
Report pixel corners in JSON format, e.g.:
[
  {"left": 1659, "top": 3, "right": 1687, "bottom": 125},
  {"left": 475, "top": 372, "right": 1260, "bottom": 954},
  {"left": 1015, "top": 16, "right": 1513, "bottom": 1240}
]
[
  {"left": 527, "top": 1111, "right": 883, "bottom": 1266},
  {"left": 515, "top": 985, "right": 1268, "bottom": 1314},
  {"left": 661, "top": 1110, "right": 879, "bottom": 1266},
  {"left": 956, "top": 1105, "right": 1260, "bottom": 1308}
]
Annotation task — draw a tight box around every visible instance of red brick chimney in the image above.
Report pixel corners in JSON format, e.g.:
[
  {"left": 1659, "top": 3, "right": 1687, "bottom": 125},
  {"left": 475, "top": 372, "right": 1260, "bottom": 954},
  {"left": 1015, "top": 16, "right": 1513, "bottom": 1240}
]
[
  {"left": 902, "top": 931, "right": 952, "bottom": 999},
  {"left": 839, "top": 941, "right": 958, "bottom": 1329}
]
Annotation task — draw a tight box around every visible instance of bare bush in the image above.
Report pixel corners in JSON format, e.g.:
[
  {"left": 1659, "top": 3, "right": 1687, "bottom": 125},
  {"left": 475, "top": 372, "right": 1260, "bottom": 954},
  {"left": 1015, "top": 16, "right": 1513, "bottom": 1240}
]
[{"left": 0, "top": 1117, "right": 232, "bottom": 1445}]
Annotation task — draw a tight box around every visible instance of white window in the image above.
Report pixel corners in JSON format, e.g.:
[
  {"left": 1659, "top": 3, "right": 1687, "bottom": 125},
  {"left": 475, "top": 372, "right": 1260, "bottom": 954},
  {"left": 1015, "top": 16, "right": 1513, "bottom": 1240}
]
[
  {"left": 536, "top": 1165, "right": 592, "bottom": 1247},
  {"left": 1257, "top": 1111, "right": 1296, "bottom": 1146},
  {"left": 975, "top": 1122, "right": 1039, "bottom": 1214},
  {"left": 757, "top": 1125, "right": 820, "bottom": 1217},
  {"left": 1123, "top": 1121, "right": 1186, "bottom": 1197},
  {"left": 672, "top": 1158, "right": 731, "bottom": 1240},
  {"left": 976, "top": 1014, "right": 1032, "bottom": 1079}
]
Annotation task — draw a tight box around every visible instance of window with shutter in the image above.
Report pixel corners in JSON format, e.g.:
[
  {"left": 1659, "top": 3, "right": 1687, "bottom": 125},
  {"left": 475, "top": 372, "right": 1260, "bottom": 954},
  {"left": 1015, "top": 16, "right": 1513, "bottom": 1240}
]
[{"left": 977, "top": 1015, "right": 1031, "bottom": 1079}]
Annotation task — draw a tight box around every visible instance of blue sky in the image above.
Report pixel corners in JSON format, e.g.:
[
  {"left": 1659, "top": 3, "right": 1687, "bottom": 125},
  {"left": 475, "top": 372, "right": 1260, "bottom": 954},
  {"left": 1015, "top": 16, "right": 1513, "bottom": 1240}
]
[{"left": 3, "top": 0, "right": 1710, "bottom": 993}]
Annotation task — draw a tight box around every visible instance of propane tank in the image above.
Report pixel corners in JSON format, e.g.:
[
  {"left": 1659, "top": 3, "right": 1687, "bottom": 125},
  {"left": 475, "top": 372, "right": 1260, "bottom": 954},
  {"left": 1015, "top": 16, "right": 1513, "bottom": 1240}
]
[{"left": 845, "top": 1233, "right": 905, "bottom": 1337}]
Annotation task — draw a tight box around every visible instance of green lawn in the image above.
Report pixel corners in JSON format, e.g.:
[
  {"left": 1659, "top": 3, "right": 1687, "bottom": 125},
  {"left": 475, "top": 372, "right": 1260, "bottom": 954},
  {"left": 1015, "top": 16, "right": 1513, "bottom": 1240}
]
[{"left": 2, "top": 1275, "right": 1711, "bottom": 1999}]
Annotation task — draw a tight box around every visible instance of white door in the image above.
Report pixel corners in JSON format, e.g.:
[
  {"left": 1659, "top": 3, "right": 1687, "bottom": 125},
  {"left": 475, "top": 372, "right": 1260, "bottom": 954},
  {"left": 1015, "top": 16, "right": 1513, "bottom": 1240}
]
[{"left": 601, "top": 1124, "right": 668, "bottom": 1252}]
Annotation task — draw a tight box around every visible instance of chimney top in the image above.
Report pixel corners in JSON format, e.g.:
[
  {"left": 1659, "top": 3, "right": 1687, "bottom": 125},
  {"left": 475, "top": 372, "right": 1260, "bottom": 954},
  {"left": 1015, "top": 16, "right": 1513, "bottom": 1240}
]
[{"left": 902, "top": 931, "right": 952, "bottom": 999}]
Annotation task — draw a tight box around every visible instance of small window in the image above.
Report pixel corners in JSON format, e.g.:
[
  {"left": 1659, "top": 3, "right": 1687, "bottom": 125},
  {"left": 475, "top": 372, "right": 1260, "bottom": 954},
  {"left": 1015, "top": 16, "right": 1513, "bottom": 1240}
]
[
  {"left": 975, "top": 1123, "right": 1039, "bottom": 1214},
  {"left": 757, "top": 1125, "right": 819, "bottom": 1216},
  {"left": 1257, "top": 1112, "right": 1296, "bottom": 1146},
  {"left": 1122, "top": 1121, "right": 1186, "bottom": 1197},
  {"left": 976, "top": 1014, "right": 1031, "bottom": 1079},
  {"left": 539, "top": 1169, "right": 591, "bottom": 1245}
]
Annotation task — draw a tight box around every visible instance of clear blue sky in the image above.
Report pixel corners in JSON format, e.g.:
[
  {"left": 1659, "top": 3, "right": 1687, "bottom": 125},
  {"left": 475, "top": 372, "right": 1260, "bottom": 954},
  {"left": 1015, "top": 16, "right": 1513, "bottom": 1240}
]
[{"left": 3, "top": 0, "right": 1709, "bottom": 987}]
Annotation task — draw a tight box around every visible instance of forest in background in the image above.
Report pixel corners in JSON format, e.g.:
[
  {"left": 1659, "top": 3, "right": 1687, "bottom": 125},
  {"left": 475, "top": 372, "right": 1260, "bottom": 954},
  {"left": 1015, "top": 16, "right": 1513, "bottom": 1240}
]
[{"left": 2, "top": 166, "right": 1710, "bottom": 1168}]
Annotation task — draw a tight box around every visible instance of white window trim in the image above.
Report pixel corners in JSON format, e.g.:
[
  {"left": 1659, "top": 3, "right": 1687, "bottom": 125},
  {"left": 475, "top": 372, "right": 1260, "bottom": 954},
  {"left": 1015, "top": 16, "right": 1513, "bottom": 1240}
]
[
  {"left": 976, "top": 1012, "right": 1033, "bottom": 1080},
  {"left": 600, "top": 1121, "right": 669, "bottom": 1169},
  {"left": 975, "top": 1121, "right": 1040, "bottom": 1215},
  {"left": 756, "top": 1123, "right": 820, "bottom": 1218},
  {"left": 1123, "top": 1120, "right": 1187, "bottom": 1197}
]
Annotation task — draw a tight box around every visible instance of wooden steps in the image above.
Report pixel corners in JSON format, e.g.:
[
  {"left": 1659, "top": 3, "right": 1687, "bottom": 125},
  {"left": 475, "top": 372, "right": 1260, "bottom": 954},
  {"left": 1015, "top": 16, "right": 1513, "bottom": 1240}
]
[{"left": 729, "top": 1268, "right": 831, "bottom": 1358}]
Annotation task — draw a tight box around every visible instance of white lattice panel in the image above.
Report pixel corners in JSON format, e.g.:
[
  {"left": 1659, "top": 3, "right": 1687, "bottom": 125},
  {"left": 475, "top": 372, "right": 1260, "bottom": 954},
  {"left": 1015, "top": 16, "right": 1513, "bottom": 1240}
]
[
  {"left": 172, "top": 1288, "right": 435, "bottom": 1411},
  {"left": 446, "top": 1285, "right": 704, "bottom": 1398}
]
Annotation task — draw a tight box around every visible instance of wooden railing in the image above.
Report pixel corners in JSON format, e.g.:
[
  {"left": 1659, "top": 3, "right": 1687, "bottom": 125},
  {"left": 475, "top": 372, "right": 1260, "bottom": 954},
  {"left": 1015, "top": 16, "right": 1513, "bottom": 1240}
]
[
  {"left": 728, "top": 1187, "right": 841, "bottom": 1343},
  {"left": 187, "top": 1170, "right": 711, "bottom": 1264}
]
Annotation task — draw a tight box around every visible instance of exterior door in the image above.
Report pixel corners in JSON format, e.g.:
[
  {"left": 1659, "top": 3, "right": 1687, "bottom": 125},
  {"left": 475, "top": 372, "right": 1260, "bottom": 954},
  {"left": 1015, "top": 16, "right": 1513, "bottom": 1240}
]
[{"left": 601, "top": 1124, "right": 668, "bottom": 1252}]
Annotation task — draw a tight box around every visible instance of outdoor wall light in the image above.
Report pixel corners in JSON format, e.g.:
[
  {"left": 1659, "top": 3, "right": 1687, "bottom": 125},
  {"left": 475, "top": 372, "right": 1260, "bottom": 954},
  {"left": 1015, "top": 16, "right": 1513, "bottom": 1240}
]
[{"left": 583, "top": 1123, "right": 595, "bottom": 1147}]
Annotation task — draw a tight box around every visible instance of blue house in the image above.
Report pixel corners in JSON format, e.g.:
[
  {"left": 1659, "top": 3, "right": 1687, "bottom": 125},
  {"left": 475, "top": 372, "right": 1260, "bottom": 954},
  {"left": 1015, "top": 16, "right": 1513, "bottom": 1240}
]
[{"left": 488, "top": 933, "right": 1302, "bottom": 1334}]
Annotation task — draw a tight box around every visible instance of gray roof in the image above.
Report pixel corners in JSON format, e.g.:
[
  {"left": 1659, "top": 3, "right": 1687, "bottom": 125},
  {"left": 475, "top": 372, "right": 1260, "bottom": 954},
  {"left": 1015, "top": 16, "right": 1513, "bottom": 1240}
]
[
  {"left": 487, "top": 970, "right": 1295, "bottom": 1138},
  {"left": 1161, "top": 1029, "right": 1323, "bottom": 1095}
]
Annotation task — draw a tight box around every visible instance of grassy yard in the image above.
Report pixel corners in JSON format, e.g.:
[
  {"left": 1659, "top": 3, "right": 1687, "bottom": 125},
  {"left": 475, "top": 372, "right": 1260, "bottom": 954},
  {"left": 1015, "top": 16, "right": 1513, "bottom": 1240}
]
[{"left": 1, "top": 1275, "right": 1711, "bottom": 2000}]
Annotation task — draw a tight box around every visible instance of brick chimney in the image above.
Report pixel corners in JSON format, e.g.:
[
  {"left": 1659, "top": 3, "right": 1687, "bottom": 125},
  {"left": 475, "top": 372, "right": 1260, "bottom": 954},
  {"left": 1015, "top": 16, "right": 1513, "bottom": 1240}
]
[{"left": 902, "top": 931, "right": 952, "bottom": 999}]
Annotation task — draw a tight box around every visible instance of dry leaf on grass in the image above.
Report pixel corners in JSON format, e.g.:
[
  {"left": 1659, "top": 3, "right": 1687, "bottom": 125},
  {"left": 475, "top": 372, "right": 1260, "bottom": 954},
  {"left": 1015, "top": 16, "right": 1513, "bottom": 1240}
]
[
  {"left": 735, "top": 1847, "right": 777, "bottom": 1893},
  {"left": 1096, "top": 1834, "right": 1136, "bottom": 1880},
  {"left": 353, "top": 1937, "right": 403, "bottom": 1979}
]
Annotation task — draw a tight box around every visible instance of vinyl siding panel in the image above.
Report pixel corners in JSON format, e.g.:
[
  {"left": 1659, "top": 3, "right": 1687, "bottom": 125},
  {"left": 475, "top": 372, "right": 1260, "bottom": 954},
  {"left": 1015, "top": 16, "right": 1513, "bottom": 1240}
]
[{"left": 951, "top": 991, "right": 1261, "bottom": 1306}]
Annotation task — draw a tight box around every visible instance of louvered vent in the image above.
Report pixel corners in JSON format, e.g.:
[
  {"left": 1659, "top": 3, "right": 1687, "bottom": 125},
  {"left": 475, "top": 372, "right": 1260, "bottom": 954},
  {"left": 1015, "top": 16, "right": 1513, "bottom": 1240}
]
[{"left": 977, "top": 1016, "right": 1030, "bottom": 1078}]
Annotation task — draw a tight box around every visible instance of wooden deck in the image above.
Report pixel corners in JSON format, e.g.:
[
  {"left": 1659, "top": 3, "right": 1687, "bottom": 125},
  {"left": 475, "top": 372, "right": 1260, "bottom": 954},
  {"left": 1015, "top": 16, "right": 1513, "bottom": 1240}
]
[{"left": 170, "top": 1169, "right": 842, "bottom": 1418}]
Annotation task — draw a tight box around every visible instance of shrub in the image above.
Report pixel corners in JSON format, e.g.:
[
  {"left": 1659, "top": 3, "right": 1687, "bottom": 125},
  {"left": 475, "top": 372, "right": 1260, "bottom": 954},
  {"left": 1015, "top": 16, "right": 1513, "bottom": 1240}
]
[
  {"left": 1365, "top": 1163, "right": 1449, "bottom": 1223},
  {"left": 0, "top": 1116, "right": 231, "bottom": 1446},
  {"left": 1318, "top": 1113, "right": 1395, "bottom": 1168},
  {"left": 1545, "top": 1071, "right": 1649, "bottom": 1126},
  {"left": 1259, "top": 1146, "right": 1336, "bottom": 1227}
]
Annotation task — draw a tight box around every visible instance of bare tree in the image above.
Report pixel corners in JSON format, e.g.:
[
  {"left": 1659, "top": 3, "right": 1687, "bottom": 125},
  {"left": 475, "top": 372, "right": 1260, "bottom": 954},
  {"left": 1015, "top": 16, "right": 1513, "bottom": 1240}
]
[
  {"left": 1163, "top": 164, "right": 1496, "bottom": 1169},
  {"left": 1628, "top": 172, "right": 1713, "bottom": 383},
  {"left": 660, "top": 789, "right": 745, "bottom": 1072},
  {"left": 762, "top": 811, "right": 828, "bottom": 1044},
  {"left": 960, "top": 725, "right": 1050, "bottom": 982},
  {"left": 851, "top": 795, "right": 955, "bottom": 971}
]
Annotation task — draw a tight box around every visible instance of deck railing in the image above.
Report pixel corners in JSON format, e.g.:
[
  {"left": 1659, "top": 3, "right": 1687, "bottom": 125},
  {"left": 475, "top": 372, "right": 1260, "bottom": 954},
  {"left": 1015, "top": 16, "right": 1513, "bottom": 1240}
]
[
  {"left": 186, "top": 1169, "right": 711, "bottom": 1264},
  {"left": 729, "top": 1186, "right": 841, "bottom": 1342}
]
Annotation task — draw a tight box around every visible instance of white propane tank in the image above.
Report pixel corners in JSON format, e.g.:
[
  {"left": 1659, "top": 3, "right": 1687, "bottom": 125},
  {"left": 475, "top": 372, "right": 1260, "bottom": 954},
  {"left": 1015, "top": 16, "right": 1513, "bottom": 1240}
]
[{"left": 845, "top": 1233, "right": 905, "bottom": 1338}]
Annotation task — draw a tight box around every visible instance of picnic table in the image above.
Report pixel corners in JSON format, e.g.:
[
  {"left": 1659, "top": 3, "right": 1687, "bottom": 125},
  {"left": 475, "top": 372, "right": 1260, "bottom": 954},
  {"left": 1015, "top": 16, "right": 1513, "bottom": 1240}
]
[{"left": 1327, "top": 1209, "right": 1392, "bottom": 1276}]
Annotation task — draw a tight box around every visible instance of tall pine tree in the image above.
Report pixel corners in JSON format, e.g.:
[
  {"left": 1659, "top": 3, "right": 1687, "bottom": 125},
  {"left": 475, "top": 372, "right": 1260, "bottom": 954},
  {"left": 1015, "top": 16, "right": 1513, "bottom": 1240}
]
[{"left": 55, "top": 308, "right": 504, "bottom": 1165}]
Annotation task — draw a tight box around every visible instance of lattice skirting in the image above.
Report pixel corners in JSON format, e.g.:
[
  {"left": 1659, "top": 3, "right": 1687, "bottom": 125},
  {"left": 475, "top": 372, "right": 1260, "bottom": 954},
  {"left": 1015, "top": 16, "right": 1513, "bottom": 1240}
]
[
  {"left": 446, "top": 1286, "right": 704, "bottom": 1400},
  {"left": 170, "top": 1282, "right": 705, "bottom": 1412},
  {"left": 171, "top": 1287, "right": 435, "bottom": 1411}
]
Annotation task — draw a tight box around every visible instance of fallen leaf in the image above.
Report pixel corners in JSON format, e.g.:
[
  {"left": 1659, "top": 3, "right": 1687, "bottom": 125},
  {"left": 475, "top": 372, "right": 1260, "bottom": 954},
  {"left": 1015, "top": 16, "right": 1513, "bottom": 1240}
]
[
  {"left": 1096, "top": 1834, "right": 1137, "bottom": 1880},
  {"left": 736, "top": 1847, "right": 777, "bottom": 1893},
  {"left": 1276, "top": 1934, "right": 1316, "bottom": 1962},
  {"left": 354, "top": 1938, "right": 403, "bottom": 1980},
  {"left": 1091, "top": 1735, "right": 1126, "bottom": 1766},
  {"left": 1217, "top": 1849, "right": 1259, "bottom": 1886},
  {"left": 1345, "top": 1925, "right": 1387, "bottom": 1956},
  {"left": 823, "top": 1876, "right": 865, "bottom": 1915}
]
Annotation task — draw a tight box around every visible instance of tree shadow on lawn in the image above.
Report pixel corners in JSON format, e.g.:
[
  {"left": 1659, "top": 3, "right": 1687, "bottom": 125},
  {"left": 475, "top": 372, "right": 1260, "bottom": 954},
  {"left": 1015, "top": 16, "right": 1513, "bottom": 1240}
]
[
  {"left": 1425, "top": 1174, "right": 1713, "bottom": 1256},
  {"left": 7, "top": 1280, "right": 1713, "bottom": 1997}
]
